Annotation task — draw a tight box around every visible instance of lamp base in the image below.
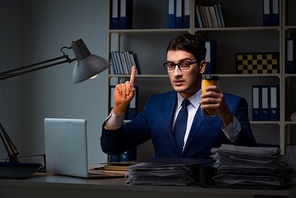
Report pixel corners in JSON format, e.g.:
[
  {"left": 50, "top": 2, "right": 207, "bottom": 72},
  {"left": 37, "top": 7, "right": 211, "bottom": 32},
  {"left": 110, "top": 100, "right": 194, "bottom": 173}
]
[{"left": 0, "top": 162, "right": 42, "bottom": 179}]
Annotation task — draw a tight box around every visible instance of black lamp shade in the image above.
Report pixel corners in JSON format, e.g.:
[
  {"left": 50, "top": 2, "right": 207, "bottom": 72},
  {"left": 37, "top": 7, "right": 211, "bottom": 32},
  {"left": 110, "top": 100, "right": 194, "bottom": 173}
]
[{"left": 71, "top": 39, "right": 110, "bottom": 84}]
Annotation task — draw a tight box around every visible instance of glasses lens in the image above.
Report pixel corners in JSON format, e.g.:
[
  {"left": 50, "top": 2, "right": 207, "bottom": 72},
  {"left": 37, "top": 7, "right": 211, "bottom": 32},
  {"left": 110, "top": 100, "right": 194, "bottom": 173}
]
[
  {"left": 180, "top": 62, "right": 190, "bottom": 70},
  {"left": 166, "top": 63, "right": 175, "bottom": 70}
]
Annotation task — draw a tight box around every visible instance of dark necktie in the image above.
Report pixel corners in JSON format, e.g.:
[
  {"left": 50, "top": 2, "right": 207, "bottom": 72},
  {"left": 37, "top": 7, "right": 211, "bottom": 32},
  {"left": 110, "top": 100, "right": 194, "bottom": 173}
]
[{"left": 174, "top": 99, "right": 190, "bottom": 154}]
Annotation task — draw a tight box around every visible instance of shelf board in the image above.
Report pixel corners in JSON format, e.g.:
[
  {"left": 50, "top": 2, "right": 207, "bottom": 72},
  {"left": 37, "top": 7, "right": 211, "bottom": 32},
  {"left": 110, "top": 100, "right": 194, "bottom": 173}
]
[
  {"left": 250, "top": 121, "right": 280, "bottom": 125},
  {"left": 284, "top": 121, "right": 296, "bottom": 125},
  {"left": 194, "top": 26, "right": 280, "bottom": 32},
  {"left": 109, "top": 29, "right": 190, "bottom": 35}
]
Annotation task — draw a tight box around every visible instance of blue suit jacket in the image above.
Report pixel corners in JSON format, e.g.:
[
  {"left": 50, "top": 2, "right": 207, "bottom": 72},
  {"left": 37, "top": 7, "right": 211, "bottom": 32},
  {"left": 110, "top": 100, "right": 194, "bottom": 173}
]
[{"left": 101, "top": 91, "right": 257, "bottom": 158}]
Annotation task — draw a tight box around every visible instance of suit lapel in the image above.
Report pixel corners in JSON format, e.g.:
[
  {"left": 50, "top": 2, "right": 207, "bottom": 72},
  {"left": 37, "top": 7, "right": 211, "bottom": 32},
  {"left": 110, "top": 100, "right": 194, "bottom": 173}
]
[
  {"left": 182, "top": 107, "right": 205, "bottom": 155},
  {"left": 164, "top": 92, "right": 179, "bottom": 153}
]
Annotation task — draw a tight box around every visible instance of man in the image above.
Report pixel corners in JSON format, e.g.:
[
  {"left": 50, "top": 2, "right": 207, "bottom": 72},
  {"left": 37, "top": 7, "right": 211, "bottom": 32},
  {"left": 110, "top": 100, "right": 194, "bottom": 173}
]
[{"left": 101, "top": 34, "right": 257, "bottom": 159}]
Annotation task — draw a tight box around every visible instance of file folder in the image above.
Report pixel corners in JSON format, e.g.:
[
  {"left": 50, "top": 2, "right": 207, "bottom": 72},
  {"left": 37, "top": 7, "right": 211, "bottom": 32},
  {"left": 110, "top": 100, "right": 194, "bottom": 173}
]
[
  {"left": 120, "top": 147, "right": 137, "bottom": 162},
  {"left": 175, "top": 0, "right": 182, "bottom": 28},
  {"left": 261, "top": 85, "right": 270, "bottom": 121},
  {"left": 182, "top": 0, "right": 190, "bottom": 28},
  {"left": 110, "top": 0, "right": 119, "bottom": 29},
  {"left": 252, "top": 85, "right": 261, "bottom": 121},
  {"left": 286, "top": 38, "right": 295, "bottom": 74},
  {"left": 128, "top": 85, "right": 138, "bottom": 120},
  {"left": 109, "top": 85, "right": 116, "bottom": 114},
  {"left": 271, "top": 0, "right": 279, "bottom": 26},
  {"left": 119, "top": 0, "right": 133, "bottom": 29},
  {"left": 167, "top": 0, "right": 175, "bottom": 29},
  {"left": 269, "top": 85, "right": 279, "bottom": 121},
  {"left": 204, "top": 39, "right": 216, "bottom": 74},
  {"left": 109, "top": 154, "right": 119, "bottom": 162},
  {"left": 262, "top": 0, "right": 271, "bottom": 26}
]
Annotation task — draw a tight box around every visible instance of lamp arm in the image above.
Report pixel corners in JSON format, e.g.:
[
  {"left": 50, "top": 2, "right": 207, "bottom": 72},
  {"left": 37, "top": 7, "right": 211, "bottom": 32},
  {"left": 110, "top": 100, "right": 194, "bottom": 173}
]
[
  {"left": 0, "top": 123, "right": 19, "bottom": 162},
  {"left": 0, "top": 55, "right": 76, "bottom": 81}
]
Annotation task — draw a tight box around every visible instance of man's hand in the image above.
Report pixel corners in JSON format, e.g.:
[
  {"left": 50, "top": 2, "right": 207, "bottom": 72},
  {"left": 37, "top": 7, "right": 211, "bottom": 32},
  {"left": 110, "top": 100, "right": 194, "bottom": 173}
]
[
  {"left": 113, "top": 66, "right": 136, "bottom": 115},
  {"left": 199, "top": 85, "right": 234, "bottom": 127}
]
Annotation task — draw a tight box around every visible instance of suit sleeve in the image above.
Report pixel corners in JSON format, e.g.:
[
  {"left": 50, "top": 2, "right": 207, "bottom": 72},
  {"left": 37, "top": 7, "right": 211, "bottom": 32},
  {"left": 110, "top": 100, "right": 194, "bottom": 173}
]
[
  {"left": 229, "top": 96, "right": 257, "bottom": 147},
  {"left": 100, "top": 100, "right": 152, "bottom": 155}
]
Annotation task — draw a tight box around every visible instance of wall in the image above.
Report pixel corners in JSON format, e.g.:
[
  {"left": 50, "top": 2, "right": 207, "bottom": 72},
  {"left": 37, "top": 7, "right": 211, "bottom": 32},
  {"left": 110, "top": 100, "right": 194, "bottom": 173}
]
[
  {"left": 0, "top": 1, "right": 23, "bottom": 160},
  {"left": 22, "top": 0, "right": 109, "bottom": 165}
]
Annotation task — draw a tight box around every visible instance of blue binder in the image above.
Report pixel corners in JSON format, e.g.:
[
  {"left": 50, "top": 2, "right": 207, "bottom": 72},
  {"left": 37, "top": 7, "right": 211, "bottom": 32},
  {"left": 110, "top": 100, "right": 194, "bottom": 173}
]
[
  {"left": 167, "top": 0, "right": 176, "bottom": 28},
  {"left": 175, "top": 0, "right": 182, "bottom": 28},
  {"left": 182, "top": 0, "right": 190, "bottom": 28},
  {"left": 110, "top": 0, "right": 119, "bottom": 29},
  {"left": 120, "top": 147, "right": 137, "bottom": 162},
  {"left": 109, "top": 85, "right": 116, "bottom": 114},
  {"left": 109, "top": 154, "right": 119, "bottom": 162},
  {"left": 271, "top": 0, "right": 279, "bottom": 26},
  {"left": 252, "top": 85, "right": 261, "bottom": 121},
  {"left": 286, "top": 38, "right": 295, "bottom": 74},
  {"left": 128, "top": 85, "right": 138, "bottom": 120},
  {"left": 262, "top": 0, "right": 271, "bottom": 26},
  {"left": 119, "top": 0, "right": 133, "bottom": 29},
  {"left": 269, "top": 85, "right": 279, "bottom": 121},
  {"left": 261, "top": 85, "right": 270, "bottom": 121},
  {"left": 204, "top": 39, "right": 216, "bottom": 74}
]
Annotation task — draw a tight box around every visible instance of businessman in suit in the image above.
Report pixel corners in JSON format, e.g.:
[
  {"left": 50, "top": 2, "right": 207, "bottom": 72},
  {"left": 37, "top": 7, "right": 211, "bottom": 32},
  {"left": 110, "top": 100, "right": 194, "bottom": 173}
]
[{"left": 101, "top": 34, "right": 257, "bottom": 158}]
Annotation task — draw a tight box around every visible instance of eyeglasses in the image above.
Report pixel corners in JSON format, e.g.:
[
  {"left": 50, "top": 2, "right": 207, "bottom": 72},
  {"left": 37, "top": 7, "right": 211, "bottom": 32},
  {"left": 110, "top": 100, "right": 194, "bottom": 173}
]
[{"left": 163, "top": 61, "right": 198, "bottom": 71}]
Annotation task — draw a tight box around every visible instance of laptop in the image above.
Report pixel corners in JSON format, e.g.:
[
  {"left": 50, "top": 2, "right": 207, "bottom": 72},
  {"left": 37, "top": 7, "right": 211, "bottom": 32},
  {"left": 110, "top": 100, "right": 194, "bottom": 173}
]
[{"left": 44, "top": 118, "right": 125, "bottom": 178}]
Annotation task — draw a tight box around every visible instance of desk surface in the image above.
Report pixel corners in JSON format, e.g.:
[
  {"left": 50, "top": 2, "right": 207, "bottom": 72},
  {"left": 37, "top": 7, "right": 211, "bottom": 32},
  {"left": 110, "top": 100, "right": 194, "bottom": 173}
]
[{"left": 0, "top": 173, "right": 296, "bottom": 198}]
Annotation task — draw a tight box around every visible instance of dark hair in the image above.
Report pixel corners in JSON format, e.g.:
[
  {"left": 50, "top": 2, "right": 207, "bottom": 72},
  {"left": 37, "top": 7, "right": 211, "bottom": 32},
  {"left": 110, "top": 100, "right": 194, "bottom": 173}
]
[{"left": 166, "top": 34, "right": 207, "bottom": 62}]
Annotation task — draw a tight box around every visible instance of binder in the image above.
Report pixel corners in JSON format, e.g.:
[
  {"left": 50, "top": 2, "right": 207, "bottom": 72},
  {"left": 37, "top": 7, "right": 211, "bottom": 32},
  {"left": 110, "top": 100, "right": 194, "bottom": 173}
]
[
  {"left": 110, "top": 0, "right": 119, "bottom": 29},
  {"left": 204, "top": 39, "right": 216, "bottom": 74},
  {"left": 262, "top": 0, "right": 271, "bottom": 26},
  {"left": 286, "top": 38, "right": 295, "bottom": 74},
  {"left": 109, "top": 154, "right": 119, "bottom": 162},
  {"left": 195, "top": 5, "right": 203, "bottom": 28},
  {"left": 128, "top": 85, "right": 138, "bottom": 120},
  {"left": 269, "top": 85, "right": 279, "bottom": 121},
  {"left": 109, "top": 85, "right": 116, "bottom": 113},
  {"left": 120, "top": 147, "right": 137, "bottom": 162},
  {"left": 175, "top": 0, "right": 182, "bottom": 28},
  {"left": 252, "top": 85, "right": 261, "bottom": 121},
  {"left": 167, "top": 0, "right": 175, "bottom": 29},
  {"left": 271, "top": 0, "right": 279, "bottom": 26},
  {"left": 261, "top": 85, "right": 270, "bottom": 121},
  {"left": 182, "top": 0, "right": 190, "bottom": 28},
  {"left": 119, "top": 0, "right": 133, "bottom": 29}
]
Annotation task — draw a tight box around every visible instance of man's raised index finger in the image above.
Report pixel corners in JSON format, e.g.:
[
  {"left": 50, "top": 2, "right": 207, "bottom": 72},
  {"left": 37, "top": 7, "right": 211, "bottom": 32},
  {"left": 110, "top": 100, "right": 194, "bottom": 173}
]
[{"left": 130, "top": 66, "right": 136, "bottom": 85}]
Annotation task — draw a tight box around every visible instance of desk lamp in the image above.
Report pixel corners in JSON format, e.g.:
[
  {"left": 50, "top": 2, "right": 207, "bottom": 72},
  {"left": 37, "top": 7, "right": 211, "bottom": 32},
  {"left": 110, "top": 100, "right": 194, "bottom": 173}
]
[{"left": 0, "top": 39, "right": 110, "bottom": 178}]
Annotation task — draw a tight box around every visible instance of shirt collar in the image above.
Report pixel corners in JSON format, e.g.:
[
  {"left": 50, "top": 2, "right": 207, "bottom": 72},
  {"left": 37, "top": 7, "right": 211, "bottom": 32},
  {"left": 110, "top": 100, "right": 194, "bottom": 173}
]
[{"left": 177, "top": 89, "right": 202, "bottom": 109}]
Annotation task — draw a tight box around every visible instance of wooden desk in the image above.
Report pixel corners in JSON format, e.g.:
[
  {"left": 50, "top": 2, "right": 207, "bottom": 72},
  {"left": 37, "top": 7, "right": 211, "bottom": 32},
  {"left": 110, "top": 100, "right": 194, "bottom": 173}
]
[{"left": 0, "top": 173, "right": 295, "bottom": 198}]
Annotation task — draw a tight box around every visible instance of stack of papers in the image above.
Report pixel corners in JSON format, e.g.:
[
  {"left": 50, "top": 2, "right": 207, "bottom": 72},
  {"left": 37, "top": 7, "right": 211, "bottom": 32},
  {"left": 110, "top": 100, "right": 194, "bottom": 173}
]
[
  {"left": 210, "top": 144, "right": 295, "bottom": 189},
  {"left": 125, "top": 163, "right": 197, "bottom": 186}
]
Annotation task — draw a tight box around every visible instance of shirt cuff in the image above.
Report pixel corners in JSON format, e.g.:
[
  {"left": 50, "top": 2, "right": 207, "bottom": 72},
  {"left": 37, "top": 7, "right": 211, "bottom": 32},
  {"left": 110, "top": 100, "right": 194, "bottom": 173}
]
[
  {"left": 221, "top": 116, "right": 241, "bottom": 142},
  {"left": 104, "top": 109, "right": 125, "bottom": 130}
]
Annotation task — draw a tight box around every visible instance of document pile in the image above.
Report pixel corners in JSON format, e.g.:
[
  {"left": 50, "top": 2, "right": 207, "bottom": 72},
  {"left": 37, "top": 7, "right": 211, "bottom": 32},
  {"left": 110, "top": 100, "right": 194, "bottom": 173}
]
[
  {"left": 210, "top": 144, "right": 295, "bottom": 189},
  {"left": 125, "top": 163, "right": 197, "bottom": 186}
]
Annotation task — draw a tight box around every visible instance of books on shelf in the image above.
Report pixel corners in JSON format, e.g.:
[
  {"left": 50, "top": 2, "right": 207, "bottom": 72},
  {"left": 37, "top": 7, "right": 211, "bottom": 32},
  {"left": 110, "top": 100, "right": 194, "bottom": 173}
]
[
  {"left": 110, "top": 51, "right": 141, "bottom": 75},
  {"left": 196, "top": 4, "right": 225, "bottom": 28}
]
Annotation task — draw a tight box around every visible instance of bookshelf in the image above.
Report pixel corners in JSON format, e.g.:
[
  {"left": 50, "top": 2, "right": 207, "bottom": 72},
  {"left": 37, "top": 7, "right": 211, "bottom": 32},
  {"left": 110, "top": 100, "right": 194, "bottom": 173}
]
[{"left": 107, "top": 0, "right": 295, "bottom": 156}]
